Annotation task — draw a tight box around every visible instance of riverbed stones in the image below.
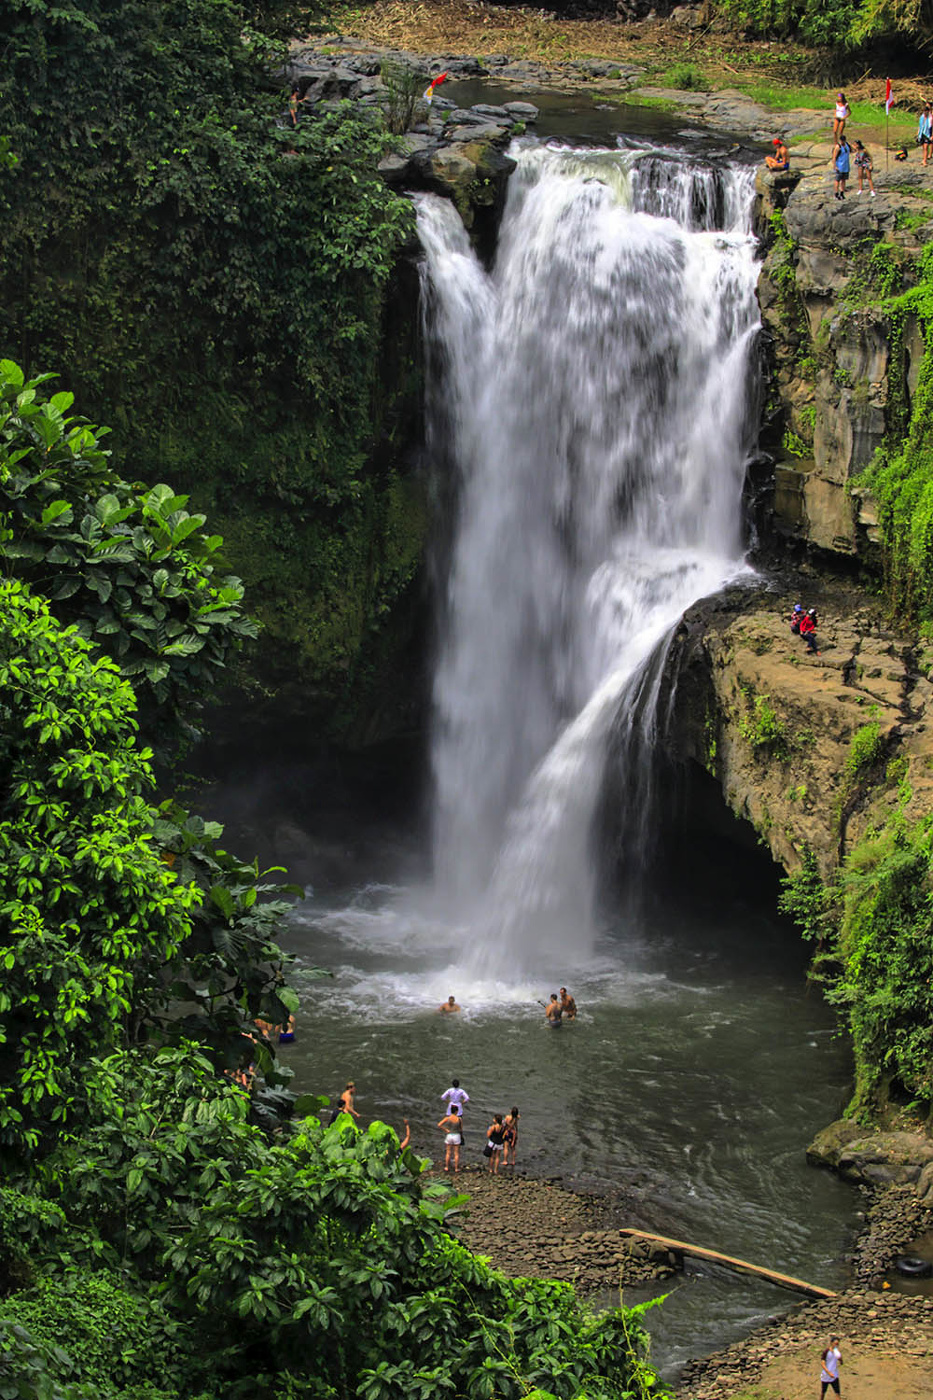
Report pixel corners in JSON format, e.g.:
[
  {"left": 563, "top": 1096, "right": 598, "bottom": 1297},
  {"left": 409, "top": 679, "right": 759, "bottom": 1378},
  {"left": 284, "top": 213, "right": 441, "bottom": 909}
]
[{"left": 443, "top": 1167, "right": 677, "bottom": 1291}]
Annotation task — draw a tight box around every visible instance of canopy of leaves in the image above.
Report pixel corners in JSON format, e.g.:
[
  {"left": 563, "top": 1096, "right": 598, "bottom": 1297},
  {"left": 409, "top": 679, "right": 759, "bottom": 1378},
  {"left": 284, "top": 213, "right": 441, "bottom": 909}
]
[
  {"left": 0, "top": 578, "right": 199, "bottom": 1156},
  {"left": 0, "top": 360, "right": 257, "bottom": 754},
  {"left": 0, "top": 0, "right": 419, "bottom": 724},
  {"left": 3, "top": 1046, "right": 666, "bottom": 1400},
  {"left": 781, "top": 815, "right": 933, "bottom": 1116},
  {"left": 695, "top": 0, "right": 933, "bottom": 47}
]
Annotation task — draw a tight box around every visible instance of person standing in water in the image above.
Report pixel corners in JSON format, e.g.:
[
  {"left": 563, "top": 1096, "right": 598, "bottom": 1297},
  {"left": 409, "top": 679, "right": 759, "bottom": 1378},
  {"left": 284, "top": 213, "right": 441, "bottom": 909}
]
[
  {"left": 441, "top": 1078, "right": 469, "bottom": 1112},
  {"left": 330, "top": 1080, "right": 360, "bottom": 1123},
  {"left": 485, "top": 1114, "right": 506, "bottom": 1172},
  {"left": 545, "top": 994, "right": 562, "bottom": 1025},
  {"left": 438, "top": 994, "right": 461, "bottom": 1013},
  {"left": 502, "top": 1106, "right": 520, "bottom": 1166},
  {"left": 559, "top": 987, "right": 577, "bottom": 1020},
  {"left": 437, "top": 1103, "right": 463, "bottom": 1172}
]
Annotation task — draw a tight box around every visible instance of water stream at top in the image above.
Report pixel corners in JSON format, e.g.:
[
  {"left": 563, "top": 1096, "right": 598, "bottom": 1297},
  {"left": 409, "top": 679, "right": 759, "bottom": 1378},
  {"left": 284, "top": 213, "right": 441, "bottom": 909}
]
[{"left": 420, "top": 142, "right": 761, "bottom": 976}]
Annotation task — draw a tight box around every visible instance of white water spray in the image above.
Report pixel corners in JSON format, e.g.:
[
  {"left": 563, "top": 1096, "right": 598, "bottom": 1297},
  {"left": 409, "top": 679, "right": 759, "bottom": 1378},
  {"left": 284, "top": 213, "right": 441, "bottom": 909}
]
[{"left": 418, "top": 141, "right": 760, "bottom": 978}]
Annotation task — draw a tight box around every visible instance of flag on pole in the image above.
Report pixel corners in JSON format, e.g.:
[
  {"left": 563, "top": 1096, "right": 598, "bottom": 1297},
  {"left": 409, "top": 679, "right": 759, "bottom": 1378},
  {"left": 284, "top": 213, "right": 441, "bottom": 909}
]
[
  {"left": 423, "top": 71, "right": 450, "bottom": 105},
  {"left": 885, "top": 78, "right": 893, "bottom": 114}
]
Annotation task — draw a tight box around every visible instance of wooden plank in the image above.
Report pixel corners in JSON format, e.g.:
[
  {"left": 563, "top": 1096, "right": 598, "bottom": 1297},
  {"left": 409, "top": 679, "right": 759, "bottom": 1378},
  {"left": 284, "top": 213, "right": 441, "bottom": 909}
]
[{"left": 617, "top": 1228, "right": 838, "bottom": 1300}]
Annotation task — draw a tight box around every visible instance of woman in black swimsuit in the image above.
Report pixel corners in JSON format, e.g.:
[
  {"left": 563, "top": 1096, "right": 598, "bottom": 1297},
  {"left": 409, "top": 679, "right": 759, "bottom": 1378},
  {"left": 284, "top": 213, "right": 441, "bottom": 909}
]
[
  {"left": 485, "top": 1114, "right": 506, "bottom": 1173},
  {"left": 502, "top": 1107, "right": 520, "bottom": 1167}
]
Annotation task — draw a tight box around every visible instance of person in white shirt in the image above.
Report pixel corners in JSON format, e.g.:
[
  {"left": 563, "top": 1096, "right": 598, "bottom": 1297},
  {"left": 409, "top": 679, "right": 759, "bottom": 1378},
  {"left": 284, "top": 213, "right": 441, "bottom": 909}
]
[
  {"left": 441, "top": 1078, "right": 469, "bottom": 1111},
  {"left": 819, "top": 1336, "right": 842, "bottom": 1397}
]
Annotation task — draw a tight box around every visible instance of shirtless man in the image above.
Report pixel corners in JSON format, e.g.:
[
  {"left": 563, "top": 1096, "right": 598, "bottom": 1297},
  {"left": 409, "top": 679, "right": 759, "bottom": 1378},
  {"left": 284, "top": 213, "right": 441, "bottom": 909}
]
[
  {"left": 559, "top": 987, "right": 577, "bottom": 1020},
  {"left": 545, "top": 993, "right": 562, "bottom": 1025},
  {"left": 333, "top": 1080, "right": 360, "bottom": 1120},
  {"left": 438, "top": 994, "right": 461, "bottom": 1013}
]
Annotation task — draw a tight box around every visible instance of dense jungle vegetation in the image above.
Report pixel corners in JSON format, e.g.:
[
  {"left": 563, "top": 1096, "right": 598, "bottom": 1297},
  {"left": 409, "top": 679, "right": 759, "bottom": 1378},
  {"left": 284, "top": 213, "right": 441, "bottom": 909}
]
[
  {"left": 493, "top": 0, "right": 933, "bottom": 51},
  {"left": 0, "top": 362, "right": 665, "bottom": 1397},
  {"left": 0, "top": 4, "right": 667, "bottom": 1395},
  {"left": 0, "top": 0, "right": 424, "bottom": 738}
]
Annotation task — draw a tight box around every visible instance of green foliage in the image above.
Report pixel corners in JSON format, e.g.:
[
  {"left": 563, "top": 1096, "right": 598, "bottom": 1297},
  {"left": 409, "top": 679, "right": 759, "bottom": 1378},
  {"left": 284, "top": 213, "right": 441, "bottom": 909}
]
[
  {"left": 663, "top": 63, "right": 707, "bottom": 91},
  {"left": 0, "top": 1316, "right": 98, "bottom": 1400},
  {"left": 146, "top": 800, "right": 308, "bottom": 1079},
  {"left": 0, "top": 578, "right": 198, "bottom": 1157},
  {"left": 845, "top": 721, "right": 884, "bottom": 785},
  {"left": 779, "top": 848, "right": 831, "bottom": 943},
  {"left": 709, "top": 0, "right": 932, "bottom": 46},
  {"left": 0, "top": 0, "right": 418, "bottom": 725},
  {"left": 782, "top": 819, "right": 933, "bottom": 1115},
  {"left": 740, "top": 692, "right": 790, "bottom": 759},
  {"left": 782, "top": 428, "right": 809, "bottom": 457},
  {"left": 380, "top": 59, "right": 426, "bottom": 133},
  {"left": 1, "top": 1271, "right": 188, "bottom": 1396},
  {"left": 0, "top": 362, "right": 257, "bottom": 753},
  {"left": 25, "top": 1046, "right": 664, "bottom": 1399},
  {"left": 834, "top": 816, "right": 933, "bottom": 1112},
  {"left": 861, "top": 244, "right": 933, "bottom": 621}
]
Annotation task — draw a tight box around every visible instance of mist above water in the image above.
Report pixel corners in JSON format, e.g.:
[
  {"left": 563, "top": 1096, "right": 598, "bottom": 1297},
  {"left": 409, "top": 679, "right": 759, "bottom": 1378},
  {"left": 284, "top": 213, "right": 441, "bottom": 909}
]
[{"left": 419, "top": 143, "right": 761, "bottom": 976}]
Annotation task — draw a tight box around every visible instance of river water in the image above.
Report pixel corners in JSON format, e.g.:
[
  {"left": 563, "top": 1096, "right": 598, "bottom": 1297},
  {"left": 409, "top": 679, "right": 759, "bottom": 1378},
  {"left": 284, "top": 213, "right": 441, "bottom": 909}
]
[{"left": 200, "top": 121, "right": 861, "bottom": 1380}]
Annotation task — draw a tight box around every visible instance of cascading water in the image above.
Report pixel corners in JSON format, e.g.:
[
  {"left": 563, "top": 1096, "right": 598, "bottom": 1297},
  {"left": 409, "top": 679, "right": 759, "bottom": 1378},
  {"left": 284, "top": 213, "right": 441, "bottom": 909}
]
[{"left": 419, "top": 141, "right": 761, "bottom": 977}]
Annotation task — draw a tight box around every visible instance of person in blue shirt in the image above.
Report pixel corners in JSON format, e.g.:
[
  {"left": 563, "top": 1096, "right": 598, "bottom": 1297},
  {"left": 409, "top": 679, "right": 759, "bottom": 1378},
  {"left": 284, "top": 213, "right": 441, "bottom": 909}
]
[{"left": 833, "top": 138, "right": 850, "bottom": 200}]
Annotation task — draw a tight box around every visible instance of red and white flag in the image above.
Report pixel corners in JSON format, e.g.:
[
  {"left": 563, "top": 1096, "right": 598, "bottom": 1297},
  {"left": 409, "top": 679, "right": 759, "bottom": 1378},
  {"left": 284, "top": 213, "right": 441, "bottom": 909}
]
[{"left": 885, "top": 77, "right": 893, "bottom": 114}]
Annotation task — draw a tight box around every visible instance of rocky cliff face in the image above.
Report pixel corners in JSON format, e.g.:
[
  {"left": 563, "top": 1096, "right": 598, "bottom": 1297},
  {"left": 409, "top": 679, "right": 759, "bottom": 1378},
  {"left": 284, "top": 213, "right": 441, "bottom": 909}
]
[
  {"left": 675, "top": 139, "right": 933, "bottom": 885},
  {"left": 669, "top": 580, "right": 933, "bottom": 881},
  {"left": 754, "top": 144, "right": 933, "bottom": 561}
]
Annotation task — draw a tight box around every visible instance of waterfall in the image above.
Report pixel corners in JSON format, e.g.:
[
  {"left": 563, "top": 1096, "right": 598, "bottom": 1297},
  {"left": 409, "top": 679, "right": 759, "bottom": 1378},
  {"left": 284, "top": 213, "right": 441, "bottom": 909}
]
[{"left": 417, "top": 141, "right": 761, "bottom": 978}]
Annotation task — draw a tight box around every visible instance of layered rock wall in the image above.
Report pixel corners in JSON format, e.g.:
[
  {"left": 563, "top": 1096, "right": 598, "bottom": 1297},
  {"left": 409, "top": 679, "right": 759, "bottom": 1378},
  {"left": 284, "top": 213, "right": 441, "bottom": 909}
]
[{"left": 754, "top": 148, "right": 933, "bottom": 560}]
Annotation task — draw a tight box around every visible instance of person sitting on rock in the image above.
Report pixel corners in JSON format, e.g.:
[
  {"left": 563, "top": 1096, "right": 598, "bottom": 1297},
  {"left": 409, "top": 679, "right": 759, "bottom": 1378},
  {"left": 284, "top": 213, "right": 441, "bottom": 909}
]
[
  {"left": 799, "top": 607, "right": 820, "bottom": 655},
  {"left": 765, "top": 137, "right": 789, "bottom": 171},
  {"left": 790, "top": 602, "right": 803, "bottom": 635}
]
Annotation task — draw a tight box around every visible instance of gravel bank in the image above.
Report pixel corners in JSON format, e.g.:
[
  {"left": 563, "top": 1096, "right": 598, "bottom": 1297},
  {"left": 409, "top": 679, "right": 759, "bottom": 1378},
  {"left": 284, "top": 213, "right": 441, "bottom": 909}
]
[{"left": 441, "top": 1165, "right": 677, "bottom": 1290}]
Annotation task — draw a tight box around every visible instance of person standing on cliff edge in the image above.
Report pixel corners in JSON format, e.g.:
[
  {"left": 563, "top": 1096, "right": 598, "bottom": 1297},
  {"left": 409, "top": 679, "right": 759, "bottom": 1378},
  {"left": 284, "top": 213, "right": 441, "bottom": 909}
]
[{"left": 819, "top": 1335, "right": 842, "bottom": 1397}]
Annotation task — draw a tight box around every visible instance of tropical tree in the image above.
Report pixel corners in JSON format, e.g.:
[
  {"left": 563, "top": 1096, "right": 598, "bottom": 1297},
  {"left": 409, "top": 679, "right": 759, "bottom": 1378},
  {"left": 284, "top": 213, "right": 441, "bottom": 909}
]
[{"left": 0, "top": 577, "right": 198, "bottom": 1158}]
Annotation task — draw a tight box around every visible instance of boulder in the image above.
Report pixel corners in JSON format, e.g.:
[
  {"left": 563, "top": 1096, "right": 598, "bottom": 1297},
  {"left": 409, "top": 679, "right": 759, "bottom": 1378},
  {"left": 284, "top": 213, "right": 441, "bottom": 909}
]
[
  {"left": 504, "top": 101, "right": 540, "bottom": 121},
  {"left": 808, "top": 1123, "right": 933, "bottom": 1187},
  {"left": 446, "top": 123, "right": 511, "bottom": 145}
]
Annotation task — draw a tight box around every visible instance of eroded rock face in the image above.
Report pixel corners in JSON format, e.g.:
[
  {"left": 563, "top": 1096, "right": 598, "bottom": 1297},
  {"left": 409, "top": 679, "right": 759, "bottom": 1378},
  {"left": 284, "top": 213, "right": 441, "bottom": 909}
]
[
  {"left": 671, "top": 580, "right": 933, "bottom": 880},
  {"left": 755, "top": 151, "right": 933, "bottom": 561}
]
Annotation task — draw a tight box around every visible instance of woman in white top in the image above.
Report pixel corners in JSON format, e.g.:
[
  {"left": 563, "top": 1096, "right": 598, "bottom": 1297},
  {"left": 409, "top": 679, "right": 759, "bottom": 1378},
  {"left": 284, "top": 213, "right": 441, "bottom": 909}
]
[{"left": 833, "top": 92, "right": 850, "bottom": 141}]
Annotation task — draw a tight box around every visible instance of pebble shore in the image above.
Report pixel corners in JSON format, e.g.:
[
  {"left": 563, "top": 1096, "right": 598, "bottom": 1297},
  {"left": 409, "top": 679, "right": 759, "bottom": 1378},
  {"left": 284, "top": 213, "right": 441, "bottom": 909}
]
[{"left": 442, "top": 1164, "right": 933, "bottom": 1394}]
